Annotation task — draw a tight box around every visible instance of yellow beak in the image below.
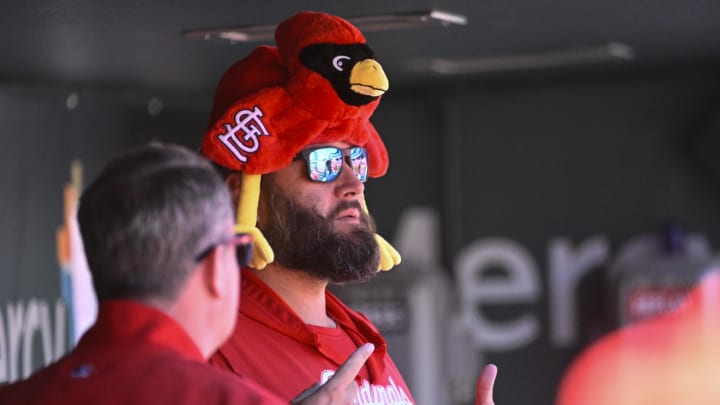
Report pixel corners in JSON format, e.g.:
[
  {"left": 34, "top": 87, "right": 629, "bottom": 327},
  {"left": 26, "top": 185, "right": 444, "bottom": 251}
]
[{"left": 349, "top": 59, "right": 389, "bottom": 97}]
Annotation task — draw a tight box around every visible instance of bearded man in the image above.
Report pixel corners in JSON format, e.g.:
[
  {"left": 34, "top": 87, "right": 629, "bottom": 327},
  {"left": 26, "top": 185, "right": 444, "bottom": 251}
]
[{"left": 200, "top": 11, "right": 496, "bottom": 405}]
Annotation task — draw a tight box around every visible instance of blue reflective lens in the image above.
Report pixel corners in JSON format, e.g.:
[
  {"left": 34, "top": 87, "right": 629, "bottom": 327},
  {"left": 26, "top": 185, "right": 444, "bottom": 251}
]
[
  {"left": 349, "top": 147, "right": 368, "bottom": 182},
  {"left": 298, "top": 146, "right": 368, "bottom": 183}
]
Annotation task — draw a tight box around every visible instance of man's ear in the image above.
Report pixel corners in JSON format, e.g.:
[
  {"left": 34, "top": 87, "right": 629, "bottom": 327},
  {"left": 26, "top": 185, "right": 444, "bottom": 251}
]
[
  {"left": 225, "top": 172, "right": 243, "bottom": 205},
  {"left": 201, "top": 248, "right": 227, "bottom": 298}
]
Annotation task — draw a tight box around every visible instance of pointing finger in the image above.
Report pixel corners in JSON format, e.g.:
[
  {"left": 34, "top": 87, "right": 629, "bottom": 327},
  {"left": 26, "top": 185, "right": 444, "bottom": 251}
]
[
  {"left": 475, "top": 364, "right": 497, "bottom": 405},
  {"left": 323, "top": 343, "right": 374, "bottom": 392}
]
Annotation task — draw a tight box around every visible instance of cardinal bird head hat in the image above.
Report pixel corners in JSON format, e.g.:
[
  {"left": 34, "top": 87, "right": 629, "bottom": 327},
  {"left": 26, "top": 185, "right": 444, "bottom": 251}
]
[{"left": 200, "top": 11, "right": 401, "bottom": 271}]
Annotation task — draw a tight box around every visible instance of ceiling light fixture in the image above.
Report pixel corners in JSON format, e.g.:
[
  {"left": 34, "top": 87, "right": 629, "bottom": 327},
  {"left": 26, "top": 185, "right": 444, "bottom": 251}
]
[
  {"left": 406, "top": 42, "right": 635, "bottom": 75},
  {"left": 182, "top": 10, "right": 467, "bottom": 43}
]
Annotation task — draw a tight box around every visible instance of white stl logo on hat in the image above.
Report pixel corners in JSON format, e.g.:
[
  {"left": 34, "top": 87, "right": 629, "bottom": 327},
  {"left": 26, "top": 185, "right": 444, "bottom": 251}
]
[{"left": 217, "top": 105, "right": 270, "bottom": 163}]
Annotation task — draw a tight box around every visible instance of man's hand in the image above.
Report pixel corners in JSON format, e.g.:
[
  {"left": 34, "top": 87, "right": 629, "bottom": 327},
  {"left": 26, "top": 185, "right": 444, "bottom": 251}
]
[
  {"left": 291, "top": 343, "right": 374, "bottom": 405},
  {"left": 475, "top": 364, "right": 498, "bottom": 405}
]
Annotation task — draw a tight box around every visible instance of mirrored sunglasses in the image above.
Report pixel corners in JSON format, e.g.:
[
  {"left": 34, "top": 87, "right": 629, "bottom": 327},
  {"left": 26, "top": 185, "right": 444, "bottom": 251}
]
[
  {"left": 295, "top": 146, "right": 369, "bottom": 183},
  {"left": 194, "top": 233, "right": 253, "bottom": 268}
]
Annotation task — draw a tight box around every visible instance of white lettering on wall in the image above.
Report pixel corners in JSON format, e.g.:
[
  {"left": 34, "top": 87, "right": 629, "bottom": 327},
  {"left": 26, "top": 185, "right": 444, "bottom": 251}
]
[
  {"left": 548, "top": 237, "right": 609, "bottom": 346},
  {"left": 7, "top": 301, "right": 24, "bottom": 383},
  {"left": 456, "top": 238, "right": 541, "bottom": 351},
  {"left": 0, "top": 299, "right": 66, "bottom": 383},
  {"left": 395, "top": 207, "right": 712, "bottom": 354}
]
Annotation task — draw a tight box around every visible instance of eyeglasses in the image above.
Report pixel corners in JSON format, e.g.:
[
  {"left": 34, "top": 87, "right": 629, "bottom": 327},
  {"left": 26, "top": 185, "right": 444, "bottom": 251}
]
[
  {"left": 194, "top": 233, "right": 253, "bottom": 268},
  {"left": 294, "top": 146, "right": 369, "bottom": 183}
]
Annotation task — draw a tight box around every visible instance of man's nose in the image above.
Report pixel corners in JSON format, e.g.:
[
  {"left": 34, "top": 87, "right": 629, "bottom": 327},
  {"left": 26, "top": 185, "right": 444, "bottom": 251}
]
[{"left": 335, "top": 159, "right": 364, "bottom": 197}]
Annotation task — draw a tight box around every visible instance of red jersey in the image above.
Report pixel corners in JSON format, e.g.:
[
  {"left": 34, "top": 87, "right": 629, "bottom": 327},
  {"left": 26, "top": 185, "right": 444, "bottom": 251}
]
[
  {"left": 210, "top": 269, "right": 416, "bottom": 404},
  {"left": 0, "top": 300, "right": 284, "bottom": 405}
]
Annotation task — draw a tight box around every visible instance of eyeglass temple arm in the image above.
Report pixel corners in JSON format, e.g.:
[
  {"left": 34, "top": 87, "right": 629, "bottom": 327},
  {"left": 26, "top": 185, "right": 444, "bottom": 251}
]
[
  {"left": 362, "top": 195, "right": 401, "bottom": 271},
  {"left": 235, "top": 173, "right": 275, "bottom": 269}
]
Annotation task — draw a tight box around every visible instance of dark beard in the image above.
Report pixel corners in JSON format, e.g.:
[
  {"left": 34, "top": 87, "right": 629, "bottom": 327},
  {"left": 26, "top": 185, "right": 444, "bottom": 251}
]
[{"left": 259, "top": 180, "right": 380, "bottom": 284}]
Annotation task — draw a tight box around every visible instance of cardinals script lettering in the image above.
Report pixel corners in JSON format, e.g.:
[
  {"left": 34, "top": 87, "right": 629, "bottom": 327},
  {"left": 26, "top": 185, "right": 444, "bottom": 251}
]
[{"left": 218, "top": 106, "right": 269, "bottom": 163}]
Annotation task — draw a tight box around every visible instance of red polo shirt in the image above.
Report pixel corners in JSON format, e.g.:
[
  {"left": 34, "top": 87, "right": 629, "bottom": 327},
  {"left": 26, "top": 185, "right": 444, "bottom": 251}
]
[
  {"left": 210, "top": 269, "right": 415, "bottom": 404},
  {"left": 0, "top": 300, "right": 284, "bottom": 405}
]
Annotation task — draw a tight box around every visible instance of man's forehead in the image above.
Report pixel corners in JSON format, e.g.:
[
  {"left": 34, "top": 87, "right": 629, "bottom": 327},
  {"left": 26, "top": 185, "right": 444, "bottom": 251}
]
[{"left": 305, "top": 141, "right": 353, "bottom": 149}]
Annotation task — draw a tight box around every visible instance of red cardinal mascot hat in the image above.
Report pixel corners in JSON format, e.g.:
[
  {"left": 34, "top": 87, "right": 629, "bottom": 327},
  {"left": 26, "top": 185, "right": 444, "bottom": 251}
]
[{"left": 200, "top": 11, "right": 400, "bottom": 271}]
